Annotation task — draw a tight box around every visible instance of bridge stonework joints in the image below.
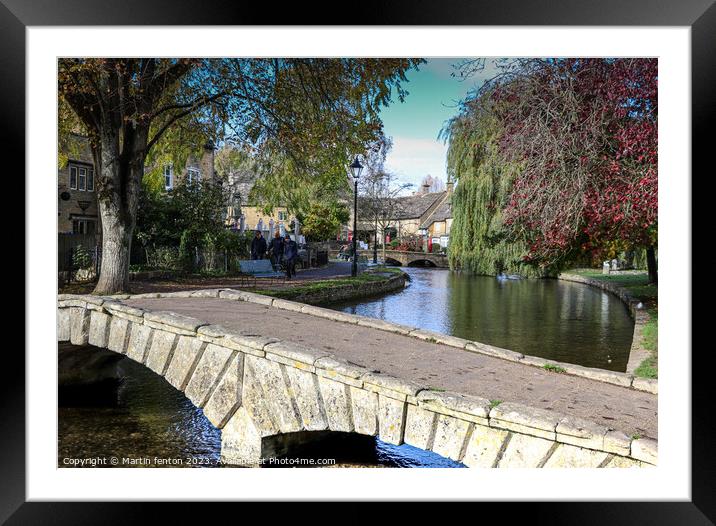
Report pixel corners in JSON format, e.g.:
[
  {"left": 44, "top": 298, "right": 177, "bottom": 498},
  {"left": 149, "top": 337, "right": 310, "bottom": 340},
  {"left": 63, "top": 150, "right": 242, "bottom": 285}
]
[{"left": 57, "top": 291, "right": 657, "bottom": 468}]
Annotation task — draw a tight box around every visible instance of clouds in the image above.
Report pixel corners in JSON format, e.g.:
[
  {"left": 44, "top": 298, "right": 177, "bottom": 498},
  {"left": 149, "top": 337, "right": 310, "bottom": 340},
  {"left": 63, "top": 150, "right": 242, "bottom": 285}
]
[
  {"left": 379, "top": 58, "right": 504, "bottom": 189},
  {"left": 385, "top": 136, "right": 448, "bottom": 189}
]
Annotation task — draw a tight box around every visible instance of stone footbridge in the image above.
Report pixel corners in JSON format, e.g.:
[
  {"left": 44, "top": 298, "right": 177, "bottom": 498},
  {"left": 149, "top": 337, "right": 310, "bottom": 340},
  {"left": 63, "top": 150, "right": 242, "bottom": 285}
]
[
  {"left": 381, "top": 250, "right": 449, "bottom": 268},
  {"left": 58, "top": 289, "right": 657, "bottom": 468},
  {"left": 329, "top": 249, "right": 448, "bottom": 268}
]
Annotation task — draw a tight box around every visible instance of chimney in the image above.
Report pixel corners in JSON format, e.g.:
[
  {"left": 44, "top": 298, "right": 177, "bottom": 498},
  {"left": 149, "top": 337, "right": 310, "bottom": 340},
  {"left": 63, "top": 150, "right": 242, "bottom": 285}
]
[
  {"left": 421, "top": 182, "right": 430, "bottom": 194},
  {"left": 447, "top": 177, "right": 454, "bottom": 195}
]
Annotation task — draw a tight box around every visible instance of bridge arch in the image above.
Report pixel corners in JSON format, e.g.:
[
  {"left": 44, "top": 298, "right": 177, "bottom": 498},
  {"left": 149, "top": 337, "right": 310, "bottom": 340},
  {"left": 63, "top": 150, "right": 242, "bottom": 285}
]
[
  {"left": 57, "top": 292, "right": 652, "bottom": 468},
  {"left": 407, "top": 259, "right": 437, "bottom": 268},
  {"left": 382, "top": 250, "right": 449, "bottom": 268},
  {"left": 57, "top": 296, "right": 470, "bottom": 465},
  {"left": 383, "top": 257, "right": 403, "bottom": 267}
]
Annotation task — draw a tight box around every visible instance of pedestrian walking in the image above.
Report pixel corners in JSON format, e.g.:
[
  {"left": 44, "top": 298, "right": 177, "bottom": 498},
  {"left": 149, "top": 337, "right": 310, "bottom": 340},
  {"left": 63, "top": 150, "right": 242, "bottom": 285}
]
[
  {"left": 269, "top": 231, "right": 284, "bottom": 270},
  {"left": 250, "top": 230, "right": 267, "bottom": 260},
  {"left": 283, "top": 233, "right": 298, "bottom": 279}
]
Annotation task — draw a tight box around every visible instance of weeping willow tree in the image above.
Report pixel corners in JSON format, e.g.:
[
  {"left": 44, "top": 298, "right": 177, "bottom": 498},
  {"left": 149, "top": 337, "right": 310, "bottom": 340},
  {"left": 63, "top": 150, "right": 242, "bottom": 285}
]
[{"left": 442, "top": 99, "right": 544, "bottom": 277}]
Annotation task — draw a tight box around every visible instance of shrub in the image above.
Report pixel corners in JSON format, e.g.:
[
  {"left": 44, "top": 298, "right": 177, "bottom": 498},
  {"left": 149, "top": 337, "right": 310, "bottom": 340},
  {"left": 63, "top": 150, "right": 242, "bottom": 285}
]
[
  {"left": 72, "top": 244, "right": 92, "bottom": 270},
  {"left": 145, "top": 246, "right": 181, "bottom": 270}
]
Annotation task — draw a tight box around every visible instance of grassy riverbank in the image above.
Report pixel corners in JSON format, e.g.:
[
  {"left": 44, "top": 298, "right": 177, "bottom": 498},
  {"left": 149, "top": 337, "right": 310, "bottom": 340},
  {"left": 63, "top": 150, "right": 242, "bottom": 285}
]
[
  {"left": 60, "top": 265, "right": 407, "bottom": 306},
  {"left": 566, "top": 269, "right": 658, "bottom": 304},
  {"left": 565, "top": 269, "right": 658, "bottom": 379},
  {"left": 253, "top": 267, "right": 406, "bottom": 303}
]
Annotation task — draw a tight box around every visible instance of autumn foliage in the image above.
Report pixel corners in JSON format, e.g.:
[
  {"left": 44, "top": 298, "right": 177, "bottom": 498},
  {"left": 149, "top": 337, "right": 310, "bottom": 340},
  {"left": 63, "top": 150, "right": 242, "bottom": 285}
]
[{"left": 449, "top": 58, "right": 657, "bottom": 278}]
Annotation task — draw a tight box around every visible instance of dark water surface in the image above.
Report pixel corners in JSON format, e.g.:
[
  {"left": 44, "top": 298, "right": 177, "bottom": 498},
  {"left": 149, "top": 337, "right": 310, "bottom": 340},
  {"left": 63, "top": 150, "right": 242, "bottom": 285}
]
[
  {"left": 331, "top": 268, "right": 634, "bottom": 372},
  {"left": 58, "top": 268, "right": 632, "bottom": 468}
]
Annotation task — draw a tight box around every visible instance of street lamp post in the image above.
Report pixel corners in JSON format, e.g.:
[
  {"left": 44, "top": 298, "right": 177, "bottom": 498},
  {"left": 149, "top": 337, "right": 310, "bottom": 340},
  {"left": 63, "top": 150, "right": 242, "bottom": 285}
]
[
  {"left": 380, "top": 210, "right": 387, "bottom": 264},
  {"left": 349, "top": 156, "right": 363, "bottom": 277},
  {"left": 373, "top": 216, "right": 378, "bottom": 264}
]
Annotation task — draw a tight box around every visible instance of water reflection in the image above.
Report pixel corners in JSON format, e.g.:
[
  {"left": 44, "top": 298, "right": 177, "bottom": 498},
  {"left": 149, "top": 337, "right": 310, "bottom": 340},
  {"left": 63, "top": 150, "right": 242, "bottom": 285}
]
[
  {"left": 58, "top": 358, "right": 222, "bottom": 467},
  {"left": 332, "top": 268, "right": 633, "bottom": 371}
]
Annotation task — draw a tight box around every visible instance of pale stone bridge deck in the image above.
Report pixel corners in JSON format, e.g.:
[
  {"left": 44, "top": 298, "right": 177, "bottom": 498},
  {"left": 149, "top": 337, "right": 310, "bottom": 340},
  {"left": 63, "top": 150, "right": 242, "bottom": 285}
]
[{"left": 58, "top": 289, "right": 657, "bottom": 468}]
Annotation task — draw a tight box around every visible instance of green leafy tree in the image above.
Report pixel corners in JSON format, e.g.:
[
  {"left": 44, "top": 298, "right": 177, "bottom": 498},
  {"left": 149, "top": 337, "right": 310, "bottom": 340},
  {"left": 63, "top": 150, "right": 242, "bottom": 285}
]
[
  {"left": 59, "top": 58, "right": 424, "bottom": 293},
  {"left": 300, "top": 202, "right": 350, "bottom": 242},
  {"left": 134, "top": 179, "right": 229, "bottom": 271}
]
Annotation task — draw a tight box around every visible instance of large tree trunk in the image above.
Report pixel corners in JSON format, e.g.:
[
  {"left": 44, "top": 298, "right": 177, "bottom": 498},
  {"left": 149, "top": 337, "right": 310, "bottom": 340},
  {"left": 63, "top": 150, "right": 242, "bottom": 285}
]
[
  {"left": 95, "top": 200, "right": 133, "bottom": 294},
  {"left": 92, "top": 127, "right": 147, "bottom": 295},
  {"left": 646, "top": 245, "right": 658, "bottom": 285}
]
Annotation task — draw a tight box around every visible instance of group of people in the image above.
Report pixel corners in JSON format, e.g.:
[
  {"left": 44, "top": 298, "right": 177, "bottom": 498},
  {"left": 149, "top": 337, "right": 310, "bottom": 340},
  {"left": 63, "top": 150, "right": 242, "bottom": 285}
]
[{"left": 251, "top": 230, "right": 299, "bottom": 279}]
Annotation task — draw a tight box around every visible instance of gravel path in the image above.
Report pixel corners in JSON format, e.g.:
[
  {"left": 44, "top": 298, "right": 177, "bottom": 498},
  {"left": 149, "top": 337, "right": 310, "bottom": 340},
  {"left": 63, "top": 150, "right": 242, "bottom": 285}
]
[{"left": 125, "top": 296, "right": 658, "bottom": 439}]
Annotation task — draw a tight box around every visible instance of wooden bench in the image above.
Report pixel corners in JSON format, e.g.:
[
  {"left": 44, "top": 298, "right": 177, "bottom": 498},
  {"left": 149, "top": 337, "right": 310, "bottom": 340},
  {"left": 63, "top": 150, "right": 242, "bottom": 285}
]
[{"left": 238, "top": 259, "right": 285, "bottom": 286}]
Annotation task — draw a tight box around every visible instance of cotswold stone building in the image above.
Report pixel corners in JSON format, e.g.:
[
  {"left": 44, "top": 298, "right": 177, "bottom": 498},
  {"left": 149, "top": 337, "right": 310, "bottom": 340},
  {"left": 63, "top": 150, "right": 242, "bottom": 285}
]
[
  {"left": 355, "top": 179, "right": 454, "bottom": 247},
  {"left": 58, "top": 137, "right": 217, "bottom": 235},
  {"left": 157, "top": 143, "right": 217, "bottom": 193},
  {"left": 421, "top": 197, "right": 453, "bottom": 249},
  {"left": 222, "top": 169, "right": 291, "bottom": 235},
  {"left": 57, "top": 137, "right": 99, "bottom": 234}
]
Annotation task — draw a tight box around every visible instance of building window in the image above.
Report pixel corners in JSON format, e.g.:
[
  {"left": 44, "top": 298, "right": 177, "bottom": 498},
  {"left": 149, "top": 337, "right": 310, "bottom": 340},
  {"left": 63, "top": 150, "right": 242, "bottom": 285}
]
[
  {"left": 278, "top": 211, "right": 286, "bottom": 221},
  {"left": 72, "top": 219, "right": 96, "bottom": 235},
  {"left": 187, "top": 167, "right": 201, "bottom": 184},
  {"left": 78, "top": 167, "right": 87, "bottom": 191},
  {"left": 164, "top": 164, "right": 174, "bottom": 190},
  {"left": 69, "top": 163, "right": 94, "bottom": 192}
]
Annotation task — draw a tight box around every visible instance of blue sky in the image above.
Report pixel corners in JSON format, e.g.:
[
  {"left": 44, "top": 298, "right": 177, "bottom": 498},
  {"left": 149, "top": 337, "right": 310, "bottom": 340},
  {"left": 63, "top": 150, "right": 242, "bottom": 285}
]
[{"left": 378, "top": 58, "right": 496, "bottom": 192}]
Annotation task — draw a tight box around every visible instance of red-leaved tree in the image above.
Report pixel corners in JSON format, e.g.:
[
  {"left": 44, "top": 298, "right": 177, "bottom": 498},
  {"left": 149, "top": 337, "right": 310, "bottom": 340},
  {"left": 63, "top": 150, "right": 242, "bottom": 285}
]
[{"left": 475, "top": 59, "right": 657, "bottom": 281}]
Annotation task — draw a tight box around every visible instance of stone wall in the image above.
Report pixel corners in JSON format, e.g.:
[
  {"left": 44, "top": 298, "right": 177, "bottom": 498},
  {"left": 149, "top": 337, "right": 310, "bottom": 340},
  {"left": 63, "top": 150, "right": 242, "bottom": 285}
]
[{"left": 57, "top": 292, "right": 657, "bottom": 468}]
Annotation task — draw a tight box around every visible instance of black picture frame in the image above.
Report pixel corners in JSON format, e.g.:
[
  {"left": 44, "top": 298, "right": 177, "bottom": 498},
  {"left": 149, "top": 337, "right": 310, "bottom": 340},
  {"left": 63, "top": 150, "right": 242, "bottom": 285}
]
[{"left": 5, "top": 0, "right": 710, "bottom": 521}]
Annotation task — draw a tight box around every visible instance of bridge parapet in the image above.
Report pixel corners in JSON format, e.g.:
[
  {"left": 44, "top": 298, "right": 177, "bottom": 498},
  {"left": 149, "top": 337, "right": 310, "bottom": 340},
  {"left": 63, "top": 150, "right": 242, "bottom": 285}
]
[{"left": 57, "top": 292, "right": 656, "bottom": 468}]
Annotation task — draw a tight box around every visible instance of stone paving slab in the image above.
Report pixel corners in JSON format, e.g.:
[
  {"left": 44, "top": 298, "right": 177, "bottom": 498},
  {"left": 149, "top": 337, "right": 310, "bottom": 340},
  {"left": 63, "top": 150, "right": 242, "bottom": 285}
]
[{"left": 124, "top": 297, "right": 658, "bottom": 439}]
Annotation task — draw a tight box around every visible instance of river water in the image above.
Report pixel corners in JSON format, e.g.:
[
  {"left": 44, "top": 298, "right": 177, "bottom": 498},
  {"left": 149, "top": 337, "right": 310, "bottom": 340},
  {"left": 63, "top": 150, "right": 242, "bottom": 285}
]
[
  {"left": 331, "top": 268, "right": 634, "bottom": 372},
  {"left": 58, "top": 267, "right": 633, "bottom": 468}
]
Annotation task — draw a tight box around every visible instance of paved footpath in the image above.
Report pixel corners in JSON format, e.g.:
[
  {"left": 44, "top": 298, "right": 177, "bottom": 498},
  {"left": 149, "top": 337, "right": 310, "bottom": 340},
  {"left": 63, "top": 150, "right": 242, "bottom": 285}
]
[
  {"left": 293, "top": 261, "right": 354, "bottom": 280},
  {"left": 125, "top": 296, "right": 658, "bottom": 439}
]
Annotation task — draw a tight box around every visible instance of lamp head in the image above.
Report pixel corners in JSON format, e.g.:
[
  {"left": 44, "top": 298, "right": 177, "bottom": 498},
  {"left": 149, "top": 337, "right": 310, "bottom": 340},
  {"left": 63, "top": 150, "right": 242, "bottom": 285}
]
[{"left": 349, "top": 156, "right": 363, "bottom": 181}]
